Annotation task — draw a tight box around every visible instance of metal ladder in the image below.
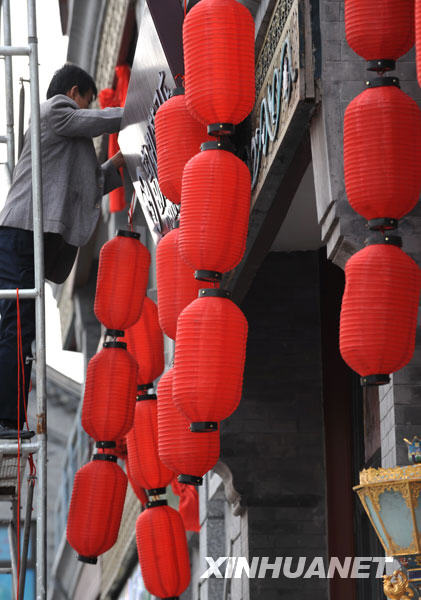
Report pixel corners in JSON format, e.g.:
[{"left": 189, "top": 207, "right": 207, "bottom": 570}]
[{"left": 0, "top": 0, "right": 47, "bottom": 599}]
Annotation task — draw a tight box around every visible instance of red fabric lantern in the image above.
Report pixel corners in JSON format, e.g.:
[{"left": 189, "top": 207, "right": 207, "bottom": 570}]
[
  {"left": 344, "top": 83, "right": 421, "bottom": 225},
  {"left": 94, "top": 230, "right": 150, "bottom": 331},
  {"left": 171, "top": 478, "right": 200, "bottom": 532},
  {"left": 125, "top": 458, "right": 148, "bottom": 506},
  {"left": 179, "top": 144, "right": 250, "bottom": 277},
  {"left": 157, "top": 369, "right": 220, "bottom": 485},
  {"left": 173, "top": 289, "right": 248, "bottom": 429},
  {"left": 82, "top": 342, "right": 138, "bottom": 442},
  {"left": 417, "top": 0, "right": 421, "bottom": 87},
  {"left": 136, "top": 502, "right": 191, "bottom": 598},
  {"left": 156, "top": 226, "right": 216, "bottom": 340},
  {"left": 155, "top": 89, "right": 211, "bottom": 204},
  {"left": 98, "top": 65, "right": 130, "bottom": 212},
  {"left": 67, "top": 455, "right": 127, "bottom": 563},
  {"left": 345, "top": 0, "right": 414, "bottom": 62},
  {"left": 122, "top": 297, "right": 164, "bottom": 387},
  {"left": 340, "top": 240, "right": 421, "bottom": 385},
  {"left": 126, "top": 397, "right": 174, "bottom": 493},
  {"left": 183, "top": 0, "right": 255, "bottom": 132}
]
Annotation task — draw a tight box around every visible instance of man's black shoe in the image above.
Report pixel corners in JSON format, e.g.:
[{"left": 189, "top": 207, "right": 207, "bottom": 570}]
[{"left": 0, "top": 421, "right": 35, "bottom": 440}]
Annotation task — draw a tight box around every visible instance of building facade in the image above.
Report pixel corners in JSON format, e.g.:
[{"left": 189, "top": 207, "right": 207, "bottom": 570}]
[{"left": 51, "top": 1, "right": 421, "bottom": 599}]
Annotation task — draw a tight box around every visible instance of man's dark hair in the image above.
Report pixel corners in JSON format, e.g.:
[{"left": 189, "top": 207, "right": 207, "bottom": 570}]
[{"left": 46, "top": 63, "right": 98, "bottom": 100}]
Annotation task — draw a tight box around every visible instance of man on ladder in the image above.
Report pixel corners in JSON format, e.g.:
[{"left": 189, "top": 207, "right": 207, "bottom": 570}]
[{"left": 0, "top": 63, "right": 125, "bottom": 438}]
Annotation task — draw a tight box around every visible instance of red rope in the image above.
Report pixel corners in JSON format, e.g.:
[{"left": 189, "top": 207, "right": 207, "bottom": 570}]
[{"left": 128, "top": 191, "right": 136, "bottom": 232}]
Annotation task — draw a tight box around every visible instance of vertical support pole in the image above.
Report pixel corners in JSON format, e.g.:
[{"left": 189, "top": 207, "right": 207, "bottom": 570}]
[
  {"left": 8, "top": 499, "right": 18, "bottom": 599},
  {"left": 26, "top": 1, "right": 46, "bottom": 598},
  {"left": 18, "top": 478, "right": 35, "bottom": 600},
  {"left": 3, "top": 0, "right": 15, "bottom": 178}
]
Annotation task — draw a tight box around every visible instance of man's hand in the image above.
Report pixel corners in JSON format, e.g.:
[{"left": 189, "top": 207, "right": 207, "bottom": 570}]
[{"left": 110, "top": 150, "right": 125, "bottom": 170}]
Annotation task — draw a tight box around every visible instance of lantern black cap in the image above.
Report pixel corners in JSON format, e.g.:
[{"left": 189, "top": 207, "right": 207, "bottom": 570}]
[
  {"left": 198, "top": 289, "right": 231, "bottom": 299},
  {"left": 366, "top": 218, "right": 398, "bottom": 232},
  {"left": 136, "top": 393, "right": 157, "bottom": 401},
  {"left": 178, "top": 474, "right": 203, "bottom": 486},
  {"left": 365, "top": 77, "right": 400, "bottom": 89},
  {"left": 365, "top": 234, "right": 402, "bottom": 248},
  {"left": 201, "top": 140, "right": 235, "bottom": 154},
  {"left": 366, "top": 59, "right": 396, "bottom": 73},
  {"left": 95, "top": 441, "right": 116, "bottom": 449},
  {"left": 138, "top": 383, "right": 153, "bottom": 391},
  {"left": 103, "top": 341, "right": 127, "bottom": 350},
  {"left": 78, "top": 555, "right": 97, "bottom": 564},
  {"left": 190, "top": 421, "right": 218, "bottom": 432},
  {"left": 146, "top": 499, "right": 168, "bottom": 509},
  {"left": 195, "top": 270, "right": 222, "bottom": 283},
  {"left": 93, "top": 454, "right": 118, "bottom": 463},
  {"left": 361, "top": 374, "right": 390, "bottom": 387},
  {"left": 117, "top": 229, "right": 140, "bottom": 239},
  {"left": 105, "top": 329, "right": 124, "bottom": 338},
  {"left": 207, "top": 122, "right": 235, "bottom": 136},
  {"left": 146, "top": 487, "right": 167, "bottom": 496}
]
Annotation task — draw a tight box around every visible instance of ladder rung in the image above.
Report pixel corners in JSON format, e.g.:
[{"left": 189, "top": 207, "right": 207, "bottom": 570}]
[
  {"left": 0, "top": 442, "right": 39, "bottom": 454},
  {"left": 0, "top": 289, "right": 38, "bottom": 299},
  {"left": 0, "top": 568, "right": 12, "bottom": 574},
  {"left": 0, "top": 46, "right": 30, "bottom": 56}
]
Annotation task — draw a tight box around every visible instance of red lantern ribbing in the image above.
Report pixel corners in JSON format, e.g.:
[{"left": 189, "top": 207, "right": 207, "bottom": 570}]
[
  {"left": 122, "top": 297, "right": 164, "bottom": 388},
  {"left": 66, "top": 455, "right": 127, "bottom": 563},
  {"left": 126, "top": 395, "right": 174, "bottom": 494},
  {"left": 179, "top": 143, "right": 251, "bottom": 280},
  {"left": 94, "top": 230, "right": 151, "bottom": 331},
  {"left": 156, "top": 226, "right": 216, "bottom": 340},
  {"left": 155, "top": 88, "right": 211, "bottom": 204},
  {"left": 345, "top": 0, "right": 414, "bottom": 70},
  {"left": 157, "top": 369, "right": 220, "bottom": 486},
  {"left": 344, "top": 81, "right": 421, "bottom": 229},
  {"left": 136, "top": 501, "right": 190, "bottom": 599},
  {"left": 82, "top": 341, "right": 138, "bottom": 442},
  {"left": 183, "top": 0, "right": 255, "bottom": 135},
  {"left": 340, "top": 238, "right": 421, "bottom": 386},
  {"left": 125, "top": 458, "right": 148, "bottom": 506},
  {"left": 173, "top": 289, "right": 248, "bottom": 431}
]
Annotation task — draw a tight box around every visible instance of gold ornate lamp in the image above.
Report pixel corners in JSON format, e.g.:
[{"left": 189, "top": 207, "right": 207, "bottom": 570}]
[{"left": 354, "top": 438, "right": 421, "bottom": 599}]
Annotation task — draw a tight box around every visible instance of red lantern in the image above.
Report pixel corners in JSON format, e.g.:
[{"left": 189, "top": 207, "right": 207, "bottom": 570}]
[
  {"left": 345, "top": 0, "right": 414, "bottom": 66},
  {"left": 156, "top": 226, "right": 216, "bottom": 340},
  {"left": 126, "top": 396, "right": 174, "bottom": 493},
  {"left": 157, "top": 369, "right": 220, "bottom": 485},
  {"left": 82, "top": 342, "right": 138, "bottom": 442},
  {"left": 417, "top": 0, "right": 421, "bottom": 87},
  {"left": 344, "top": 82, "right": 421, "bottom": 227},
  {"left": 94, "top": 230, "right": 151, "bottom": 331},
  {"left": 183, "top": 0, "right": 255, "bottom": 134},
  {"left": 340, "top": 239, "right": 421, "bottom": 385},
  {"left": 125, "top": 458, "right": 148, "bottom": 506},
  {"left": 122, "top": 297, "right": 164, "bottom": 388},
  {"left": 173, "top": 289, "right": 248, "bottom": 430},
  {"left": 155, "top": 89, "right": 211, "bottom": 204},
  {"left": 136, "top": 502, "right": 191, "bottom": 598},
  {"left": 179, "top": 143, "right": 250, "bottom": 278},
  {"left": 66, "top": 455, "right": 127, "bottom": 563}
]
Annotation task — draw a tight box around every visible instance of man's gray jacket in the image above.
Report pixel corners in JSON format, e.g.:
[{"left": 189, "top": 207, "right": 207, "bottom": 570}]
[{"left": 0, "top": 94, "right": 124, "bottom": 247}]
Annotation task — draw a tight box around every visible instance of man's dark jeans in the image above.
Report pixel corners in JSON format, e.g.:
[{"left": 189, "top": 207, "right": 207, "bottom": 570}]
[{"left": 0, "top": 227, "right": 35, "bottom": 426}]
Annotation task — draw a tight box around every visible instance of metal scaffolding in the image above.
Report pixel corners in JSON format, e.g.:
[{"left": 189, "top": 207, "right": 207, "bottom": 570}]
[{"left": 0, "top": 0, "right": 46, "bottom": 599}]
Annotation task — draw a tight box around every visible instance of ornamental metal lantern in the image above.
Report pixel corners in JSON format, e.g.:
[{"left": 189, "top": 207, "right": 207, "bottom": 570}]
[
  {"left": 354, "top": 439, "right": 421, "bottom": 598},
  {"left": 183, "top": 0, "right": 255, "bottom": 135}
]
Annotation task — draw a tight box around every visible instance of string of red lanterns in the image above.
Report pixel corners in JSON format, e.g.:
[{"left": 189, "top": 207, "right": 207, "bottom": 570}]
[{"left": 341, "top": 0, "right": 421, "bottom": 385}]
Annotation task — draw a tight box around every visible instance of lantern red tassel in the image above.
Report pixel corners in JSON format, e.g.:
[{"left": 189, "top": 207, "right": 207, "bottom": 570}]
[
  {"left": 94, "top": 230, "right": 150, "bottom": 331},
  {"left": 171, "top": 478, "right": 200, "bottom": 532},
  {"left": 126, "top": 396, "right": 174, "bottom": 493},
  {"left": 157, "top": 369, "right": 220, "bottom": 485},
  {"left": 340, "top": 239, "right": 421, "bottom": 385},
  {"left": 122, "top": 297, "right": 164, "bottom": 387},
  {"left": 183, "top": 0, "right": 255, "bottom": 132},
  {"left": 136, "top": 502, "right": 191, "bottom": 598},
  {"left": 156, "top": 226, "right": 216, "bottom": 340},
  {"left": 345, "top": 0, "right": 414, "bottom": 63},
  {"left": 82, "top": 341, "right": 137, "bottom": 442},
  {"left": 344, "top": 83, "right": 421, "bottom": 225},
  {"left": 179, "top": 144, "right": 250, "bottom": 277},
  {"left": 155, "top": 89, "right": 211, "bottom": 204},
  {"left": 66, "top": 455, "right": 127, "bottom": 563},
  {"left": 173, "top": 289, "right": 248, "bottom": 430}
]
